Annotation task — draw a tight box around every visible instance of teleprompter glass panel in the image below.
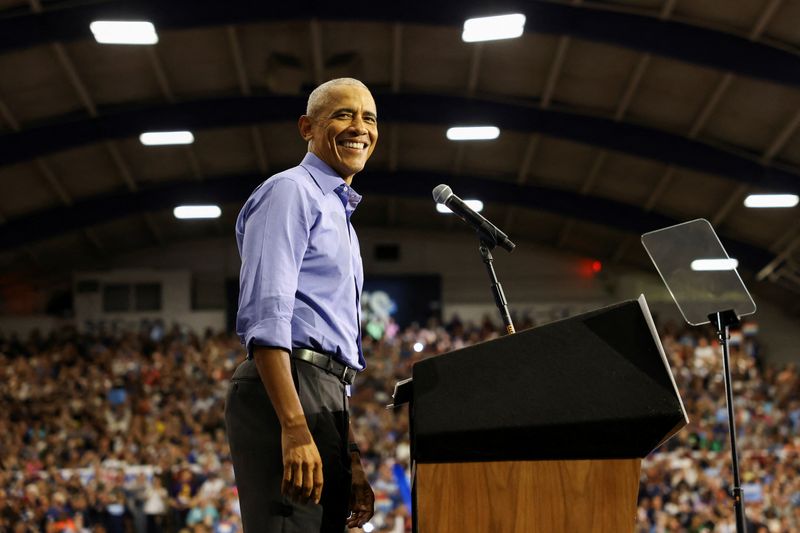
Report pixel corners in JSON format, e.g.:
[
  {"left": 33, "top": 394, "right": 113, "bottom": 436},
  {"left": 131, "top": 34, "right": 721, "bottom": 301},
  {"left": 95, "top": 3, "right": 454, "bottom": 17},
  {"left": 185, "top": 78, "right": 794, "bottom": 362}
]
[{"left": 641, "top": 219, "right": 756, "bottom": 326}]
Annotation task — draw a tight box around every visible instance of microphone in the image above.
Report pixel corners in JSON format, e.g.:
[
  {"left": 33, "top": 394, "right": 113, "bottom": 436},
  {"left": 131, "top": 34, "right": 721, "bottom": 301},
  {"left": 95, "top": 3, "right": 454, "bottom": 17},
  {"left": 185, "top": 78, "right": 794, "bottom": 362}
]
[{"left": 432, "top": 184, "right": 515, "bottom": 252}]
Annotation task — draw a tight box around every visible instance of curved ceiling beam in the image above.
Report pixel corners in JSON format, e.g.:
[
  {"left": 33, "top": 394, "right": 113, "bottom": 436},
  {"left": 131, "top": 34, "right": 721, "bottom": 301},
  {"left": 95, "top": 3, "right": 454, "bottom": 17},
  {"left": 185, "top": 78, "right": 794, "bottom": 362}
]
[
  {"left": 2, "top": 93, "right": 799, "bottom": 194},
  {"left": 0, "top": 169, "right": 774, "bottom": 271},
  {"left": 1, "top": 1, "right": 799, "bottom": 88}
]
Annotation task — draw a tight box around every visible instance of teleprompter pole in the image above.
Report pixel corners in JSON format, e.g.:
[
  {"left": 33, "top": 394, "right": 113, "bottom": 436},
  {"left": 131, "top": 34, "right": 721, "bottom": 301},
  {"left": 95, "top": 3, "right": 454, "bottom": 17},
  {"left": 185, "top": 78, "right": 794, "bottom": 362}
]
[{"left": 709, "top": 310, "right": 746, "bottom": 533}]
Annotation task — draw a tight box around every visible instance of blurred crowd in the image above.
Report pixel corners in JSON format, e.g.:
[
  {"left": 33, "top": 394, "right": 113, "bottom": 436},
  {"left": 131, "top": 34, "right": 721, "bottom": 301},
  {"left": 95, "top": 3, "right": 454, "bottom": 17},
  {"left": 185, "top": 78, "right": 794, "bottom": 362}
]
[
  {"left": 0, "top": 313, "right": 797, "bottom": 533},
  {"left": 635, "top": 324, "right": 800, "bottom": 533}
]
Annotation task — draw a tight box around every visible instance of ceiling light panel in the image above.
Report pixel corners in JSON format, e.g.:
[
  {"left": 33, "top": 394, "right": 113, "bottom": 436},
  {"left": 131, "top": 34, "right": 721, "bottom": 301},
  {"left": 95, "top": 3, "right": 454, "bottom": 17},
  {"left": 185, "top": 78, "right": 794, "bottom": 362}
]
[
  {"left": 174, "top": 205, "right": 222, "bottom": 219},
  {"left": 743, "top": 194, "right": 799, "bottom": 208},
  {"left": 446, "top": 126, "right": 500, "bottom": 141},
  {"left": 140, "top": 131, "right": 195, "bottom": 146},
  {"left": 90, "top": 21, "right": 159, "bottom": 45},
  {"left": 462, "top": 14, "right": 526, "bottom": 43}
]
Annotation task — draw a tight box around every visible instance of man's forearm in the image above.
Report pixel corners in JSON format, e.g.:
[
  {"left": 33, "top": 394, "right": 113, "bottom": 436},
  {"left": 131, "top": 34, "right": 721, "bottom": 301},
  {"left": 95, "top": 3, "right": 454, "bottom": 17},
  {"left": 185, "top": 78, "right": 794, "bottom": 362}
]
[
  {"left": 253, "top": 346, "right": 323, "bottom": 504},
  {"left": 253, "top": 347, "right": 307, "bottom": 428},
  {"left": 348, "top": 424, "right": 362, "bottom": 464}
]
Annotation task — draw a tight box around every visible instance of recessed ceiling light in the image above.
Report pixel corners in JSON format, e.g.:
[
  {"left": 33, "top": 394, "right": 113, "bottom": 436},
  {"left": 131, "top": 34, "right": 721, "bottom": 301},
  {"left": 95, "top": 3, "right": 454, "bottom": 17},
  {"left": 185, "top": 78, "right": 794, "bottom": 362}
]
[
  {"left": 437, "top": 199, "right": 484, "bottom": 213},
  {"left": 743, "top": 194, "right": 799, "bottom": 208},
  {"left": 173, "top": 205, "right": 221, "bottom": 219},
  {"left": 90, "top": 21, "right": 159, "bottom": 45},
  {"left": 446, "top": 126, "right": 500, "bottom": 141},
  {"left": 690, "top": 258, "right": 739, "bottom": 271},
  {"left": 140, "top": 131, "right": 194, "bottom": 146},
  {"left": 462, "top": 14, "right": 526, "bottom": 43}
]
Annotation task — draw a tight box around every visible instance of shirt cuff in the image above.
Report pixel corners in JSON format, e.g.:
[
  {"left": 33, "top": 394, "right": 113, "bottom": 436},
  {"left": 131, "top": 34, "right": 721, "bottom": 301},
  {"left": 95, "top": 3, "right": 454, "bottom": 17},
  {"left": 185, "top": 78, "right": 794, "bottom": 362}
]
[{"left": 245, "top": 317, "right": 292, "bottom": 359}]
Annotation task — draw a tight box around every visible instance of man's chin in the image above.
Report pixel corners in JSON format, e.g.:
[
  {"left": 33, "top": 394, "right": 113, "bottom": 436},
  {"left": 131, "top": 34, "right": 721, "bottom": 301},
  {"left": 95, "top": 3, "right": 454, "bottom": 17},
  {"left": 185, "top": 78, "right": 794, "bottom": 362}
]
[{"left": 336, "top": 162, "right": 366, "bottom": 178}]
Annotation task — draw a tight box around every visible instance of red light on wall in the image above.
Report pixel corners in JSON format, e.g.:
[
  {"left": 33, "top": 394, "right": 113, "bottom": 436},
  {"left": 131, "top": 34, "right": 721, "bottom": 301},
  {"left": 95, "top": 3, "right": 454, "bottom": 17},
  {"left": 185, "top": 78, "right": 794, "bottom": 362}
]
[{"left": 578, "top": 259, "right": 603, "bottom": 278}]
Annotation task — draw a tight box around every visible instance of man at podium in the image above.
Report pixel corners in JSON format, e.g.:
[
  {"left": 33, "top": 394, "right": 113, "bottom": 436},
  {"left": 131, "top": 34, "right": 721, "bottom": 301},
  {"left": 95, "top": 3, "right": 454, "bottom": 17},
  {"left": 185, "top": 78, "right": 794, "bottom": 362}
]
[{"left": 226, "top": 78, "right": 378, "bottom": 532}]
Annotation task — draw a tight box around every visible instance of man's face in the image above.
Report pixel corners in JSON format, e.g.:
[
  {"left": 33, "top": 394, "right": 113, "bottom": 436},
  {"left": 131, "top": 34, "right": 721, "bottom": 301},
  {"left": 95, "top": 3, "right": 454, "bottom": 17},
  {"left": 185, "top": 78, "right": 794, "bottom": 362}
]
[{"left": 299, "top": 85, "right": 378, "bottom": 183}]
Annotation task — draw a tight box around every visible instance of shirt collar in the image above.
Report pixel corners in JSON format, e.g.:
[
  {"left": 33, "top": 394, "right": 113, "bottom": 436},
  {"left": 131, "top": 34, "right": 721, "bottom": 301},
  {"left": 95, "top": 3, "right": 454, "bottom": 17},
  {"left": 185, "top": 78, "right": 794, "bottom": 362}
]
[
  {"left": 337, "top": 184, "right": 363, "bottom": 217},
  {"left": 300, "top": 152, "right": 363, "bottom": 212},
  {"left": 301, "top": 152, "right": 347, "bottom": 195}
]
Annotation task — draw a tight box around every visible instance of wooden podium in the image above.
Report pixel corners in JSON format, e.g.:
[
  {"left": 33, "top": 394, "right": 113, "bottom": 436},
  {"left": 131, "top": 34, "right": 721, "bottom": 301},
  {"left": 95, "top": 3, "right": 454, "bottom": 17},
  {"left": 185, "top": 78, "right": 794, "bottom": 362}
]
[
  {"left": 416, "top": 459, "right": 640, "bottom": 532},
  {"left": 394, "top": 297, "right": 688, "bottom": 533}
]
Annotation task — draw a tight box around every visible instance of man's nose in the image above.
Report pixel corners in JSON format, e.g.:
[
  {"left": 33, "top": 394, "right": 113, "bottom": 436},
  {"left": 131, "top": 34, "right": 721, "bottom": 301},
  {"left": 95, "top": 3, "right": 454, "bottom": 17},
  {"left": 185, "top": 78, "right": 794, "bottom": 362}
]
[{"left": 349, "top": 115, "right": 367, "bottom": 133}]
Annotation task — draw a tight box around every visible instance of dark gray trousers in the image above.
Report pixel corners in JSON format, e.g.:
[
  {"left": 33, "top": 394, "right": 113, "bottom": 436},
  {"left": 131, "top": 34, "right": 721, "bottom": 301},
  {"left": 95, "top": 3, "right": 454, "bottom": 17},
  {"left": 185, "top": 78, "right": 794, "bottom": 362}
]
[{"left": 225, "top": 358, "right": 351, "bottom": 533}]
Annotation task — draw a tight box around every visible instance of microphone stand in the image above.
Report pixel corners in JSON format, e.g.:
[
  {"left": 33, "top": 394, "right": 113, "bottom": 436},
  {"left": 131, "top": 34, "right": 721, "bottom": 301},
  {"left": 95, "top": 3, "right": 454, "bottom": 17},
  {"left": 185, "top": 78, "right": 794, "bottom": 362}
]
[
  {"left": 479, "top": 238, "right": 515, "bottom": 335},
  {"left": 708, "top": 309, "right": 747, "bottom": 533}
]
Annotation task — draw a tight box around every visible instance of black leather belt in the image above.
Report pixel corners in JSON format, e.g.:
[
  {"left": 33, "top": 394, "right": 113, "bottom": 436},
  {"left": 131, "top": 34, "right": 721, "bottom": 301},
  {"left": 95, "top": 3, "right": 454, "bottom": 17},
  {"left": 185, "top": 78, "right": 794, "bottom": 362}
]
[{"left": 292, "top": 348, "right": 357, "bottom": 385}]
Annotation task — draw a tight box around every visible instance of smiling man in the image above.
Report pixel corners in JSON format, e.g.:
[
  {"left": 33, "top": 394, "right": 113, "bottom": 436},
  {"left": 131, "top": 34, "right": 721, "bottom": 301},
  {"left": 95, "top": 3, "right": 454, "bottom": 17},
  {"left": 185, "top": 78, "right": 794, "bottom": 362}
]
[{"left": 226, "top": 78, "right": 377, "bottom": 532}]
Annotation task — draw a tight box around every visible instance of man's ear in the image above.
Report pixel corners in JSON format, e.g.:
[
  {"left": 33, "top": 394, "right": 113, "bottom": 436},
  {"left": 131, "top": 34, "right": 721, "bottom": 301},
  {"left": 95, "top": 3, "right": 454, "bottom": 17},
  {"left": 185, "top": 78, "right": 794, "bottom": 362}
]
[{"left": 298, "top": 115, "right": 313, "bottom": 141}]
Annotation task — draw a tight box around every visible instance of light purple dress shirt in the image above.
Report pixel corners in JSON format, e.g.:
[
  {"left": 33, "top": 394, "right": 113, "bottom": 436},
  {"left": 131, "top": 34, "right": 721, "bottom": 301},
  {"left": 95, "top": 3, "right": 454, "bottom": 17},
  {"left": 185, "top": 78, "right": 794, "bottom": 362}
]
[{"left": 235, "top": 152, "right": 365, "bottom": 370}]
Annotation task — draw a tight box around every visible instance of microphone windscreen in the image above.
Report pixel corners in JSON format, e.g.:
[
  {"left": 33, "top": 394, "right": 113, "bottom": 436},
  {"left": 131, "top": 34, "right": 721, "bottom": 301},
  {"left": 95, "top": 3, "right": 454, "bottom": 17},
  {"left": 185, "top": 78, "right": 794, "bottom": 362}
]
[{"left": 432, "top": 184, "right": 453, "bottom": 204}]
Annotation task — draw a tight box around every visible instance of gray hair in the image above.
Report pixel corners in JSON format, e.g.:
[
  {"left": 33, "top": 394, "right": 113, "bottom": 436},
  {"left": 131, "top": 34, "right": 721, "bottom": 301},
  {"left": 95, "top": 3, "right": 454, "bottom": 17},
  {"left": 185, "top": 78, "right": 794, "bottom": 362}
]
[{"left": 306, "top": 78, "right": 369, "bottom": 118}]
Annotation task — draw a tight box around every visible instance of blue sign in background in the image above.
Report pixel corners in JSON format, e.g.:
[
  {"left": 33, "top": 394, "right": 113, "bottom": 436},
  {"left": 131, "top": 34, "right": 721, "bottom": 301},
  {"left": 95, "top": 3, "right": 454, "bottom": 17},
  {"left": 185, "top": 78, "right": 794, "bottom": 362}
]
[{"left": 362, "top": 275, "right": 441, "bottom": 329}]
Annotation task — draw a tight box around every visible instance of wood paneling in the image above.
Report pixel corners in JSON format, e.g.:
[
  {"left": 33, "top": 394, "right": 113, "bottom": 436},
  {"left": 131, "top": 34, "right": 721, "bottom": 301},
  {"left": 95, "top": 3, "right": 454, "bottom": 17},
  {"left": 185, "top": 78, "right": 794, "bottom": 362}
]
[{"left": 416, "top": 458, "right": 641, "bottom": 533}]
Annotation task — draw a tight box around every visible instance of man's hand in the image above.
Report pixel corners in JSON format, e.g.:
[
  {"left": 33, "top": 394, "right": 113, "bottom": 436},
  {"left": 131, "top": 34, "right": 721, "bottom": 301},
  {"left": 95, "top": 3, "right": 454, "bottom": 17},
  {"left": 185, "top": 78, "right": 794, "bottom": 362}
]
[
  {"left": 281, "top": 420, "right": 324, "bottom": 504},
  {"left": 346, "top": 458, "right": 375, "bottom": 529}
]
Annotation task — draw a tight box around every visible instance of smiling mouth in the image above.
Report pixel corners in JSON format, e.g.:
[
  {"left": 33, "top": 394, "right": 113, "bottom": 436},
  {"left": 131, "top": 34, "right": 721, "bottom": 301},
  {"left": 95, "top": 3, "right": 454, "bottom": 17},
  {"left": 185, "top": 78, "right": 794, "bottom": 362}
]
[{"left": 338, "top": 140, "right": 367, "bottom": 150}]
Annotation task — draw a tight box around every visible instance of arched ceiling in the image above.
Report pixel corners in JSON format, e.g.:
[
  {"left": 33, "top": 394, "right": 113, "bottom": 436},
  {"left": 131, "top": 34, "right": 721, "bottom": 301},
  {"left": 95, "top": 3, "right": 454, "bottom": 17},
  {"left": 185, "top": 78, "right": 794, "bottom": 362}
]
[{"left": 0, "top": 0, "right": 799, "bottom": 313}]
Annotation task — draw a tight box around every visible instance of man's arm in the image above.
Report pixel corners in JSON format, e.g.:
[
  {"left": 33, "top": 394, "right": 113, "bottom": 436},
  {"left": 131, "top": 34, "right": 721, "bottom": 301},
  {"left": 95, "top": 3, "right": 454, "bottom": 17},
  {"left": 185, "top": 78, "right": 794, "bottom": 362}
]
[
  {"left": 346, "top": 424, "right": 375, "bottom": 528},
  {"left": 253, "top": 346, "right": 323, "bottom": 505},
  {"left": 237, "top": 177, "right": 317, "bottom": 502}
]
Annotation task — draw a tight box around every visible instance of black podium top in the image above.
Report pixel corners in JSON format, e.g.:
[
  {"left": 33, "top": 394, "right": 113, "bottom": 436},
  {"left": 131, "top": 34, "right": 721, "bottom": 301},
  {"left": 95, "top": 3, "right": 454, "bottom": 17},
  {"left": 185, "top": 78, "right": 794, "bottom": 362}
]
[{"left": 409, "top": 297, "right": 687, "bottom": 463}]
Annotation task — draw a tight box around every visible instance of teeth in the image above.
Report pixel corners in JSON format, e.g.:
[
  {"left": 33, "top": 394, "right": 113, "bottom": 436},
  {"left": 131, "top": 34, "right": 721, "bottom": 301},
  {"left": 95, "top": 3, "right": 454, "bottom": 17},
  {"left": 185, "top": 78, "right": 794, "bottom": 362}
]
[{"left": 342, "top": 141, "right": 365, "bottom": 149}]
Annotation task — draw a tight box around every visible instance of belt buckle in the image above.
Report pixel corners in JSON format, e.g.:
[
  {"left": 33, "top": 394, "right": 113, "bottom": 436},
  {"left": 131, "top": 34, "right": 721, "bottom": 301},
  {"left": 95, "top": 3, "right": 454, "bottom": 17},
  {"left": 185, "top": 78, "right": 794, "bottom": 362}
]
[{"left": 339, "top": 364, "right": 349, "bottom": 383}]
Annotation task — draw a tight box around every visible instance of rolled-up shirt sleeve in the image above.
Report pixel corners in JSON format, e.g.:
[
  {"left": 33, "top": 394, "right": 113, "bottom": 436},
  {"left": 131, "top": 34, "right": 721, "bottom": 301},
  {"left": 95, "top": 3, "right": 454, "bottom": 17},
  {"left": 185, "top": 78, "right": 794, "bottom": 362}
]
[{"left": 236, "top": 176, "right": 311, "bottom": 357}]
